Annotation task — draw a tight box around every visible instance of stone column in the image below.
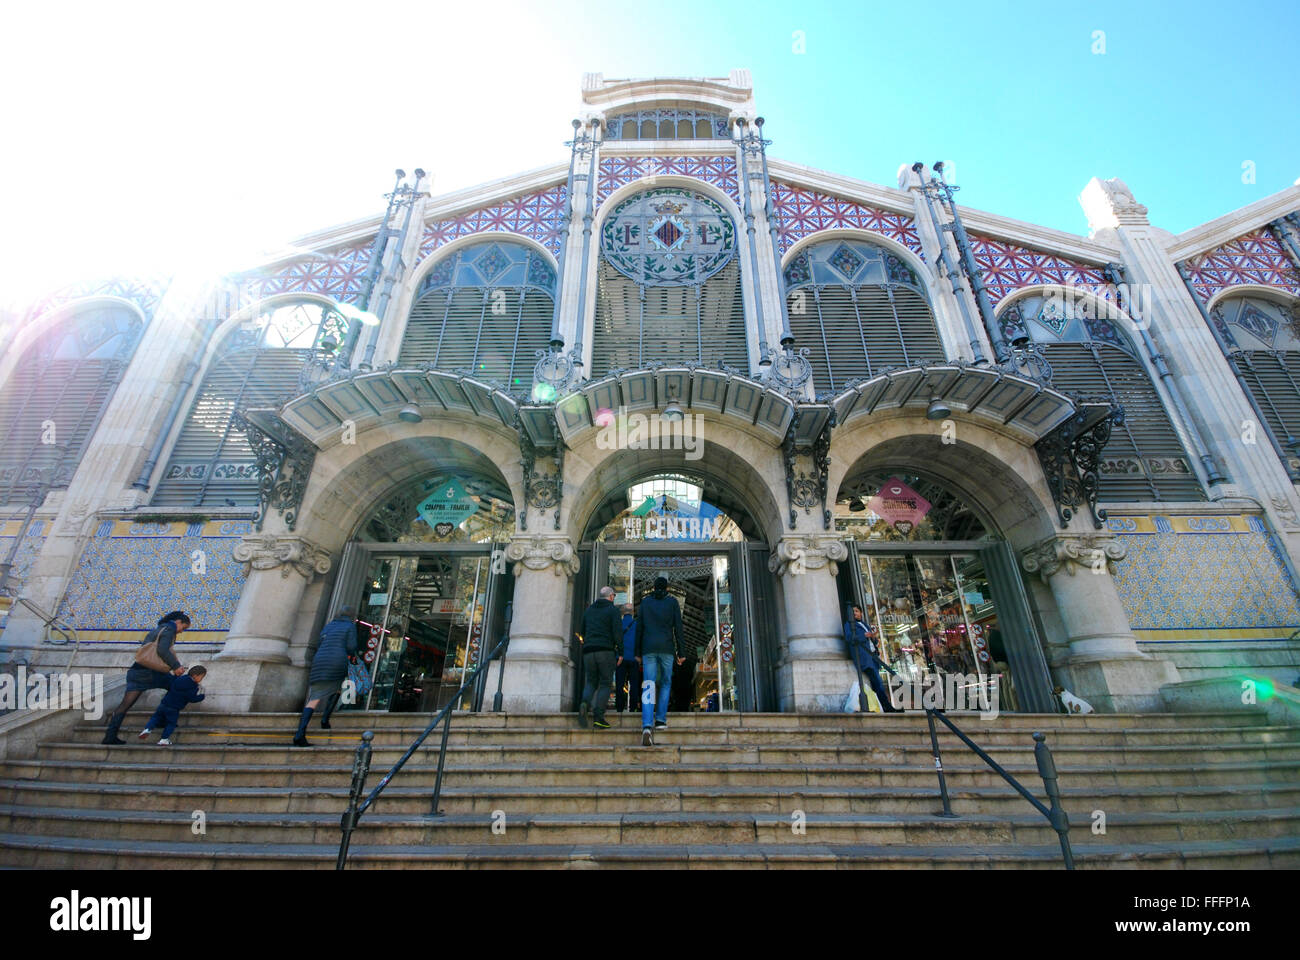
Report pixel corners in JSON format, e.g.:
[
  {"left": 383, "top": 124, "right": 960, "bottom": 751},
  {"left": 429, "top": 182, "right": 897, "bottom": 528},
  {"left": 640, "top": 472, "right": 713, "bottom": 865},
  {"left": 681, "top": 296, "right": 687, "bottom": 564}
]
[
  {"left": 770, "top": 534, "right": 856, "bottom": 712},
  {"left": 491, "top": 534, "right": 579, "bottom": 712},
  {"left": 1022, "top": 534, "right": 1179, "bottom": 712},
  {"left": 210, "top": 533, "right": 332, "bottom": 712}
]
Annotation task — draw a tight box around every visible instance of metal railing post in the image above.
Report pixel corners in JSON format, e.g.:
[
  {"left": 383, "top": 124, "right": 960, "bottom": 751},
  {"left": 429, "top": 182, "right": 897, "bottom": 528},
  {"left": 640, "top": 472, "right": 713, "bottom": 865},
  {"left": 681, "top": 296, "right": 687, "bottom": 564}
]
[
  {"left": 429, "top": 703, "right": 455, "bottom": 816},
  {"left": 925, "top": 709, "right": 957, "bottom": 818},
  {"left": 336, "top": 730, "right": 374, "bottom": 870},
  {"left": 1033, "top": 732, "right": 1075, "bottom": 870}
]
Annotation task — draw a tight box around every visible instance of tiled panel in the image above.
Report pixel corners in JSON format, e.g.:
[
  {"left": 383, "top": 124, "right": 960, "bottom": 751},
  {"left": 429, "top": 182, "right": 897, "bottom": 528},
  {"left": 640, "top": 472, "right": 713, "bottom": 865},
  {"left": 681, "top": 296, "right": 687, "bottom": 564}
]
[
  {"left": 1182, "top": 227, "right": 1300, "bottom": 303},
  {"left": 26, "top": 277, "right": 167, "bottom": 323},
  {"left": 56, "top": 520, "right": 252, "bottom": 635},
  {"left": 770, "top": 182, "right": 923, "bottom": 258},
  {"left": 597, "top": 155, "right": 740, "bottom": 205},
  {"left": 0, "top": 520, "right": 46, "bottom": 594},
  {"left": 968, "top": 235, "right": 1108, "bottom": 306},
  {"left": 1108, "top": 514, "right": 1300, "bottom": 635},
  {"left": 420, "top": 184, "right": 568, "bottom": 257}
]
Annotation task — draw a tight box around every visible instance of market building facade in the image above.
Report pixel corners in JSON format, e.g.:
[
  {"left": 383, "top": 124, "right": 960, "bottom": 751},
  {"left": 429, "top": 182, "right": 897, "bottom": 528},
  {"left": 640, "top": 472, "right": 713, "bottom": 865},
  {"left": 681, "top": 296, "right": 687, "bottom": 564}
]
[{"left": 2, "top": 71, "right": 1299, "bottom": 718}]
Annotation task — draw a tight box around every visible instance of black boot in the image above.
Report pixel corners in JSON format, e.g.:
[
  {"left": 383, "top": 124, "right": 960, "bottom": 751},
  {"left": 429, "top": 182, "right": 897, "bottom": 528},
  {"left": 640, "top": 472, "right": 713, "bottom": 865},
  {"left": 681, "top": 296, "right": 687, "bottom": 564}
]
[
  {"left": 102, "top": 713, "right": 126, "bottom": 745},
  {"left": 320, "top": 692, "right": 338, "bottom": 729},
  {"left": 292, "top": 707, "right": 313, "bottom": 747}
]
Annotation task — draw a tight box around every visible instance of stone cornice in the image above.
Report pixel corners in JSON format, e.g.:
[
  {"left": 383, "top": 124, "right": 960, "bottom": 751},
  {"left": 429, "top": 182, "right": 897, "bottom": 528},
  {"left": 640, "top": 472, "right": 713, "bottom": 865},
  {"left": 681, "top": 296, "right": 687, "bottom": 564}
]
[
  {"left": 768, "top": 535, "right": 849, "bottom": 577},
  {"left": 767, "top": 159, "right": 1119, "bottom": 264},
  {"left": 504, "top": 535, "right": 580, "bottom": 578},
  {"left": 1021, "top": 534, "right": 1126, "bottom": 581},
  {"left": 582, "top": 75, "right": 752, "bottom": 109},
  {"left": 232, "top": 534, "right": 332, "bottom": 580},
  {"left": 1165, "top": 183, "right": 1300, "bottom": 262}
]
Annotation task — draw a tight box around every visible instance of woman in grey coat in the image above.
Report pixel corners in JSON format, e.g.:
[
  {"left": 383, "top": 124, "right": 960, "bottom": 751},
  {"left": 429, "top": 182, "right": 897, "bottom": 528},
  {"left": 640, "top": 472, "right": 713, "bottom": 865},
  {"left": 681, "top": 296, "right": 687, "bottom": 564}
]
[
  {"left": 102, "top": 611, "right": 190, "bottom": 745},
  {"left": 292, "top": 607, "right": 360, "bottom": 746}
]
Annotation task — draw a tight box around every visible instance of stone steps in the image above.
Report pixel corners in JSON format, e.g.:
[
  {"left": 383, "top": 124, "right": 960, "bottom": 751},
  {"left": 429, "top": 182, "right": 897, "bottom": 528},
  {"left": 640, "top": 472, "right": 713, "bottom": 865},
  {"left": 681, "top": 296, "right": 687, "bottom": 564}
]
[
  {"left": 3, "top": 803, "right": 1297, "bottom": 847},
  {"left": 36, "top": 739, "right": 1300, "bottom": 767},
  {"left": 1, "top": 709, "right": 1295, "bottom": 869},
  {"left": 1, "top": 831, "right": 1296, "bottom": 870}
]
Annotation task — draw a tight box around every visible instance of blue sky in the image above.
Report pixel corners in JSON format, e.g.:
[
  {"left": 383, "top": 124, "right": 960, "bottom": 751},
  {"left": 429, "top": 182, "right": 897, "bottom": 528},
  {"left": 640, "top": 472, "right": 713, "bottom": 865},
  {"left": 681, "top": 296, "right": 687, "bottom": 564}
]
[{"left": 1, "top": 0, "right": 1296, "bottom": 307}]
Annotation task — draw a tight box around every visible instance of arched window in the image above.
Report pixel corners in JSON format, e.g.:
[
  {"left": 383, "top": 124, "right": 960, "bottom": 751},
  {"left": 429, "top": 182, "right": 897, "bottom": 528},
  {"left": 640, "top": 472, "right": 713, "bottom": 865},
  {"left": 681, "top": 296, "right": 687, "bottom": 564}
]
[
  {"left": 1210, "top": 294, "right": 1300, "bottom": 474},
  {"left": 151, "top": 300, "right": 347, "bottom": 508},
  {"left": 0, "top": 303, "right": 142, "bottom": 505},
  {"left": 999, "top": 292, "right": 1204, "bottom": 502},
  {"left": 605, "top": 109, "right": 730, "bottom": 140},
  {"left": 782, "top": 239, "right": 945, "bottom": 392},
  {"left": 399, "top": 241, "right": 555, "bottom": 391},
  {"left": 592, "top": 187, "right": 747, "bottom": 375}
]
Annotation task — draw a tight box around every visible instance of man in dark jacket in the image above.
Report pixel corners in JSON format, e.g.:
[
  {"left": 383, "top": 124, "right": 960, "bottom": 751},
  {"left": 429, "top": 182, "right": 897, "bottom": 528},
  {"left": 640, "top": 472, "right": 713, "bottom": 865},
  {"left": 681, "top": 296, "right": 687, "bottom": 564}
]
[
  {"left": 102, "top": 611, "right": 190, "bottom": 745},
  {"left": 613, "top": 602, "right": 641, "bottom": 713},
  {"left": 844, "top": 605, "right": 900, "bottom": 713},
  {"left": 635, "top": 576, "right": 684, "bottom": 745},
  {"left": 578, "top": 586, "right": 622, "bottom": 729},
  {"left": 293, "top": 607, "right": 360, "bottom": 746}
]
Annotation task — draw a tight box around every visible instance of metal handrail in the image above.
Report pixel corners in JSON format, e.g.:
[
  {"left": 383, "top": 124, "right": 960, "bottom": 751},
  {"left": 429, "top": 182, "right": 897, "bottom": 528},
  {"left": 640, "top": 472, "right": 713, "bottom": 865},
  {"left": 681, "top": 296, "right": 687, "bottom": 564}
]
[
  {"left": 924, "top": 707, "right": 1075, "bottom": 869},
  {"left": 336, "top": 633, "right": 509, "bottom": 870}
]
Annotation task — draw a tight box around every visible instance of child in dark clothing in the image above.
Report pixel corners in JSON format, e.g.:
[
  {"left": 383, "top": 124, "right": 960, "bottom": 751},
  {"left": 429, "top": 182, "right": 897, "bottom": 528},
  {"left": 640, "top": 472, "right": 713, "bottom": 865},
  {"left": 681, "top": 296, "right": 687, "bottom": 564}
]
[{"left": 138, "top": 666, "right": 207, "bottom": 745}]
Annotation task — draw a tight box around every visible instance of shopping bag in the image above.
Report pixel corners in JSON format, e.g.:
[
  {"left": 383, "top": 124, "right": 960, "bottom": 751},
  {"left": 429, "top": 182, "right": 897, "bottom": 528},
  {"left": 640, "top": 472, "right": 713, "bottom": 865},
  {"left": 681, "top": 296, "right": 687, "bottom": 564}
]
[
  {"left": 843, "top": 682, "right": 882, "bottom": 713},
  {"left": 348, "top": 659, "right": 373, "bottom": 698}
]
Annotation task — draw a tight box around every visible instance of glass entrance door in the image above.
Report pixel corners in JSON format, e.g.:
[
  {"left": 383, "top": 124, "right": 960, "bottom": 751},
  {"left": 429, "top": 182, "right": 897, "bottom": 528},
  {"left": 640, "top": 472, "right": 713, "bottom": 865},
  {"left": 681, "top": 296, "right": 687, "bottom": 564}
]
[
  {"left": 350, "top": 552, "right": 495, "bottom": 712},
  {"left": 857, "top": 552, "right": 1006, "bottom": 710}
]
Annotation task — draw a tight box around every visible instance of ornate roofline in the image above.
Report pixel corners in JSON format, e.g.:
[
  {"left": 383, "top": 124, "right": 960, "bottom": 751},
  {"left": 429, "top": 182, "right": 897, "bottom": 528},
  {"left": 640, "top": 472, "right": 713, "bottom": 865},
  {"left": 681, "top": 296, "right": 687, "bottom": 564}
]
[{"left": 1165, "top": 182, "right": 1300, "bottom": 262}]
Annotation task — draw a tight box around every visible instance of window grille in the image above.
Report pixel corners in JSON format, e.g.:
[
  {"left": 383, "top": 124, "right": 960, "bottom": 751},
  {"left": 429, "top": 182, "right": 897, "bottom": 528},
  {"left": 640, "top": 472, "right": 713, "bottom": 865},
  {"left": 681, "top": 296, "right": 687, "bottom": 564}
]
[
  {"left": 1210, "top": 294, "right": 1300, "bottom": 472},
  {"left": 999, "top": 293, "right": 1204, "bottom": 502},
  {"left": 399, "top": 241, "right": 555, "bottom": 392},
  {"left": 0, "top": 304, "right": 142, "bottom": 505},
  {"left": 591, "top": 188, "right": 747, "bottom": 375},
  {"left": 605, "top": 109, "right": 731, "bottom": 140},
  {"left": 151, "top": 301, "right": 346, "bottom": 508},
  {"left": 782, "top": 239, "right": 945, "bottom": 392}
]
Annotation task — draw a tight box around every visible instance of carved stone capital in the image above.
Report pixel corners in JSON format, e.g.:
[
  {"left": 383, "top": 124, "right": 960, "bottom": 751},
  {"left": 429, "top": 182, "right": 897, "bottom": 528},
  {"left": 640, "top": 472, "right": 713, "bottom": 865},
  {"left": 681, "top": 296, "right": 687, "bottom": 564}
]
[
  {"left": 768, "top": 535, "right": 849, "bottom": 578},
  {"left": 504, "top": 535, "right": 580, "bottom": 578},
  {"left": 233, "top": 534, "right": 332, "bottom": 580},
  {"left": 1021, "top": 534, "right": 1126, "bottom": 581}
]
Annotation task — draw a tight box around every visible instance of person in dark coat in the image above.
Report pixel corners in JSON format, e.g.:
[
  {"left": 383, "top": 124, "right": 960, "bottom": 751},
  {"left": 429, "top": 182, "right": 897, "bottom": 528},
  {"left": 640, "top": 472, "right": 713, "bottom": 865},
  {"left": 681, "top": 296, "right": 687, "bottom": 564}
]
[
  {"left": 138, "top": 665, "right": 206, "bottom": 744},
  {"left": 613, "top": 602, "right": 641, "bottom": 713},
  {"left": 293, "top": 607, "right": 360, "bottom": 747},
  {"left": 102, "top": 611, "right": 190, "bottom": 745},
  {"left": 577, "top": 586, "right": 622, "bottom": 729},
  {"left": 635, "top": 576, "right": 684, "bottom": 745},
  {"left": 843, "top": 605, "right": 900, "bottom": 713}
]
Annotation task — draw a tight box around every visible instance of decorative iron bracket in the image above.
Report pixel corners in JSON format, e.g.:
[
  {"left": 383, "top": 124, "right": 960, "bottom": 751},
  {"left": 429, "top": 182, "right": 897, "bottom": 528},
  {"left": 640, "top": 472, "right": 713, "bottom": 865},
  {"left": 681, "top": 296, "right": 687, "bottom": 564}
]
[
  {"left": 232, "top": 411, "right": 317, "bottom": 533},
  {"left": 781, "top": 406, "right": 835, "bottom": 530},
  {"left": 515, "top": 408, "right": 564, "bottom": 532},
  {"left": 1034, "top": 403, "right": 1125, "bottom": 529}
]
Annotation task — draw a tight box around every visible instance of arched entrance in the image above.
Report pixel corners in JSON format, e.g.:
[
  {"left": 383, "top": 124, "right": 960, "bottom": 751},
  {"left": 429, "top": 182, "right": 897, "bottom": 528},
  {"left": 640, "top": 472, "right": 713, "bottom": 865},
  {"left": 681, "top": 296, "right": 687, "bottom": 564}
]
[
  {"left": 325, "top": 465, "right": 516, "bottom": 713},
  {"left": 832, "top": 459, "right": 1057, "bottom": 713},
  {"left": 577, "top": 472, "right": 777, "bottom": 713}
]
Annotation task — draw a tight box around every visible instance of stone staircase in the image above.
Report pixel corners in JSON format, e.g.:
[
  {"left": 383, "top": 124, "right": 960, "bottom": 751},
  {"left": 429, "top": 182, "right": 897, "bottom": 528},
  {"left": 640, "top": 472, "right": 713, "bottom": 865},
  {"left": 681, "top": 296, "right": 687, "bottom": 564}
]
[{"left": 1, "top": 709, "right": 1298, "bottom": 868}]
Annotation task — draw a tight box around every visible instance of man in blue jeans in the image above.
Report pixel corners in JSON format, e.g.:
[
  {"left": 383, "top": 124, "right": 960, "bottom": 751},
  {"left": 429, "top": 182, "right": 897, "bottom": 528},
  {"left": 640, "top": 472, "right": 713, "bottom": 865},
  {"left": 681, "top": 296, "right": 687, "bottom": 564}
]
[
  {"left": 634, "top": 576, "right": 684, "bottom": 746},
  {"left": 843, "top": 605, "right": 901, "bottom": 713}
]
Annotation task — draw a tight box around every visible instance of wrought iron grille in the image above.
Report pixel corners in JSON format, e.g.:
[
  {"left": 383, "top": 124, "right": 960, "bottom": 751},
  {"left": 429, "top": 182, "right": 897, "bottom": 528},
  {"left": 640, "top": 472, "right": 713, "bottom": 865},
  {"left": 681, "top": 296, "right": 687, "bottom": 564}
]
[
  {"left": 783, "top": 240, "right": 944, "bottom": 392},
  {"left": 999, "top": 294, "right": 1204, "bottom": 502},
  {"left": 151, "top": 301, "right": 344, "bottom": 509},
  {"left": 605, "top": 109, "right": 731, "bottom": 140},
  {"left": 0, "top": 304, "right": 142, "bottom": 505},
  {"left": 399, "top": 242, "right": 554, "bottom": 391}
]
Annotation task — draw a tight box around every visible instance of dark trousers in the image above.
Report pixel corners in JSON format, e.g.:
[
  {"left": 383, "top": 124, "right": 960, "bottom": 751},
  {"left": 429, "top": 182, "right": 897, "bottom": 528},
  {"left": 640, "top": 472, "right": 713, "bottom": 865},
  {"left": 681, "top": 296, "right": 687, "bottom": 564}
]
[
  {"left": 581, "top": 649, "right": 616, "bottom": 722},
  {"left": 614, "top": 657, "right": 641, "bottom": 712},
  {"left": 145, "top": 705, "right": 183, "bottom": 738},
  {"left": 852, "top": 650, "right": 899, "bottom": 712}
]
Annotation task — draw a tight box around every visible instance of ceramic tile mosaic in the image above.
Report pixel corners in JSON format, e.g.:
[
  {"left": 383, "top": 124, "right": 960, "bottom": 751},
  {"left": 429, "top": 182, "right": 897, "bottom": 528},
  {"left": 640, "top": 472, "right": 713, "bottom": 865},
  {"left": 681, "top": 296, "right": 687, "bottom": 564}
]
[
  {"left": 421, "top": 184, "right": 568, "bottom": 258},
  {"left": 597, "top": 155, "right": 740, "bottom": 206},
  {"left": 770, "top": 181, "right": 923, "bottom": 258},
  {"left": 0, "top": 520, "right": 46, "bottom": 593},
  {"left": 1182, "top": 227, "right": 1300, "bottom": 304},
  {"left": 968, "top": 235, "right": 1109, "bottom": 307},
  {"left": 56, "top": 520, "right": 252, "bottom": 634},
  {"left": 1108, "top": 514, "right": 1300, "bottom": 634},
  {"left": 25, "top": 276, "right": 167, "bottom": 323}
]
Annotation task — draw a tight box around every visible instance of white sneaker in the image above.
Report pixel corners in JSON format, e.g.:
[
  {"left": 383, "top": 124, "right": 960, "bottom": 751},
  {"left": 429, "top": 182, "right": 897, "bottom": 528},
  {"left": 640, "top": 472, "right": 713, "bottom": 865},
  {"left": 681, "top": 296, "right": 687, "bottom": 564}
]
[
  {"left": 157, "top": 738, "right": 172, "bottom": 746},
  {"left": 641, "top": 728, "right": 654, "bottom": 747},
  {"left": 137, "top": 729, "right": 151, "bottom": 740}
]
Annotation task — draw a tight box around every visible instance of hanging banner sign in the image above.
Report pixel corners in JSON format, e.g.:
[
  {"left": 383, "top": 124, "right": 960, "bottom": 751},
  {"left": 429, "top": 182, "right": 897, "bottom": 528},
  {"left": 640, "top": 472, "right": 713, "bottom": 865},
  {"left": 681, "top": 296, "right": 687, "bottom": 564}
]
[
  {"left": 867, "top": 478, "right": 932, "bottom": 531},
  {"left": 417, "top": 478, "right": 478, "bottom": 531}
]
